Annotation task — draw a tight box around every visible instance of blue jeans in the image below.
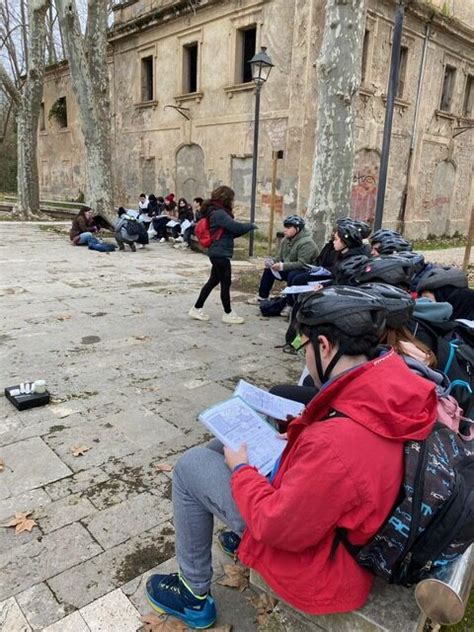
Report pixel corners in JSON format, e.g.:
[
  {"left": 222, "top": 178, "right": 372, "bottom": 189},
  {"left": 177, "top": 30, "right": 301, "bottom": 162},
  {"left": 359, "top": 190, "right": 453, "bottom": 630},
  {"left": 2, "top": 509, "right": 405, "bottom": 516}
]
[
  {"left": 77, "top": 232, "right": 94, "bottom": 245},
  {"left": 258, "top": 268, "right": 301, "bottom": 298},
  {"left": 173, "top": 440, "right": 246, "bottom": 594}
]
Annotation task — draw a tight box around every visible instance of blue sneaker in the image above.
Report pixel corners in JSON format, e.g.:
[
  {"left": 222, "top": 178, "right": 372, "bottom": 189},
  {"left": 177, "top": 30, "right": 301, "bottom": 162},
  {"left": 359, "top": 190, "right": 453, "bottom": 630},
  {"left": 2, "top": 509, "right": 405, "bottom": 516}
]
[
  {"left": 218, "top": 531, "right": 241, "bottom": 558},
  {"left": 146, "top": 572, "right": 216, "bottom": 629}
]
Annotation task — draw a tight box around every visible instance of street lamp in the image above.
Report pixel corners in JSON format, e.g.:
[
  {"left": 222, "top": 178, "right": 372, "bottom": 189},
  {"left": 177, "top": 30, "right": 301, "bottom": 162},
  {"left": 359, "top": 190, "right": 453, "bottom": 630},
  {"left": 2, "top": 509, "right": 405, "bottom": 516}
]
[{"left": 248, "top": 46, "right": 273, "bottom": 257}]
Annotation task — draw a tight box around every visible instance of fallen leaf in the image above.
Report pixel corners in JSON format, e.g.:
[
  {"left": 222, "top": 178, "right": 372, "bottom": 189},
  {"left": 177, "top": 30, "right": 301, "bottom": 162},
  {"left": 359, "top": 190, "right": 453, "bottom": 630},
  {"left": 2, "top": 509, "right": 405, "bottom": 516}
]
[
  {"left": 3, "top": 512, "right": 38, "bottom": 534},
  {"left": 156, "top": 462, "right": 173, "bottom": 472},
  {"left": 249, "top": 592, "right": 278, "bottom": 626},
  {"left": 56, "top": 315, "right": 72, "bottom": 321},
  {"left": 134, "top": 335, "right": 150, "bottom": 341},
  {"left": 217, "top": 564, "right": 249, "bottom": 592},
  {"left": 141, "top": 612, "right": 186, "bottom": 631},
  {"left": 0, "top": 458, "right": 4, "bottom": 472},
  {"left": 71, "top": 445, "right": 90, "bottom": 457}
]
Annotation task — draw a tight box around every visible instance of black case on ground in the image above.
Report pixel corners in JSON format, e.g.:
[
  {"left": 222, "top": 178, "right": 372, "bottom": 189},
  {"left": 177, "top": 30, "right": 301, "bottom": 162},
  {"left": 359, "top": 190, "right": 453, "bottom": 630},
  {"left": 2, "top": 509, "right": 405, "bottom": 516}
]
[{"left": 5, "top": 384, "right": 50, "bottom": 410}]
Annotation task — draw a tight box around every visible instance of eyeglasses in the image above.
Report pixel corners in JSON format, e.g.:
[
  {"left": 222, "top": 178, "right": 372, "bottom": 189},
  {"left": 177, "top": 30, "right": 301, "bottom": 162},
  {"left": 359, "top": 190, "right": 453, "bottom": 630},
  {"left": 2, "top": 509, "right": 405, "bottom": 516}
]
[{"left": 292, "top": 335, "right": 310, "bottom": 355}]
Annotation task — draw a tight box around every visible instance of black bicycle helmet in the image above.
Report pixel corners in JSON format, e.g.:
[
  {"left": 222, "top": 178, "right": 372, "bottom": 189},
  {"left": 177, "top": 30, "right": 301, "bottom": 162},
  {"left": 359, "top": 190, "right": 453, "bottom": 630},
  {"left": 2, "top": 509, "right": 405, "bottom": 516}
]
[
  {"left": 337, "top": 222, "right": 363, "bottom": 248},
  {"left": 333, "top": 254, "right": 370, "bottom": 285},
  {"left": 297, "top": 286, "right": 386, "bottom": 336},
  {"left": 337, "top": 217, "right": 371, "bottom": 240},
  {"left": 360, "top": 282, "right": 415, "bottom": 329},
  {"left": 370, "top": 229, "right": 412, "bottom": 255},
  {"left": 283, "top": 215, "right": 305, "bottom": 231},
  {"left": 397, "top": 251, "right": 426, "bottom": 274},
  {"left": 416, "top": 266, "right": 468, "bottom": 293},
  {"left": 355, "top": 255, "right": 415, "bottom": 288}
]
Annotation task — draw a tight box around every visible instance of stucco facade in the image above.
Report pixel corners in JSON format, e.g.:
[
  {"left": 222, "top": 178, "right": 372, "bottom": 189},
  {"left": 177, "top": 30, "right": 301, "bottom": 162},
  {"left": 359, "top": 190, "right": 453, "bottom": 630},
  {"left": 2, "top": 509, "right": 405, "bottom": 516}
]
[{"left": 38, "top": 0, "right": 473, "bottom": 239}]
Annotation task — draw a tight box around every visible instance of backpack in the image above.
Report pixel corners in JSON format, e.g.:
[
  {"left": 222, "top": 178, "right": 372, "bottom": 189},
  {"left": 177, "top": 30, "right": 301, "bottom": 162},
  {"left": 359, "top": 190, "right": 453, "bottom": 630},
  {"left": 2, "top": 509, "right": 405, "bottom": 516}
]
[
  {"left": 195, "top": 214, "right": 224, "bottom": 248},
  {"left": 260, "top": 296, "right": 288, "bottom": 317},
  {"left": 337, "top": 423, "right": 474, "bottom": 586},
  {"left": 124, "top": 218, "right": 140, "bottom": 237}
]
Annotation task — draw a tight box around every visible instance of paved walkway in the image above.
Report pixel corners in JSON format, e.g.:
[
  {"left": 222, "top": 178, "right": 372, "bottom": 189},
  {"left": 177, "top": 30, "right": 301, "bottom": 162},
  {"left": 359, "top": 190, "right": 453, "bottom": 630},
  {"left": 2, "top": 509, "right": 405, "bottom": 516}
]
[{"left": 0, "top": 224, "right": 300, "bottom": 631}]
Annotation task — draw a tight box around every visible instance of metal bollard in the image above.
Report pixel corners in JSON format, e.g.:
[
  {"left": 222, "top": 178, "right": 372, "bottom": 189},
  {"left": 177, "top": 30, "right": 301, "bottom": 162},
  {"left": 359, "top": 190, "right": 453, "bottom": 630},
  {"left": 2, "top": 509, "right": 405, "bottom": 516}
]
[{"left": 415, "top": 545, "right": 474, "bottom": 625}]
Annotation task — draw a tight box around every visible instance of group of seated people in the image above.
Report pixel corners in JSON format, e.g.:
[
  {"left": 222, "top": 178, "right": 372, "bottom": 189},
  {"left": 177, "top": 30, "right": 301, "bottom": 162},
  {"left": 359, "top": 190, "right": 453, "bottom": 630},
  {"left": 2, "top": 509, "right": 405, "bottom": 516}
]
[
  {"left": 142, "top": 218, "right": 473, "bottom": 629},
  {"left": 69, "top": 194, "right": 205, "bottom": 252}
]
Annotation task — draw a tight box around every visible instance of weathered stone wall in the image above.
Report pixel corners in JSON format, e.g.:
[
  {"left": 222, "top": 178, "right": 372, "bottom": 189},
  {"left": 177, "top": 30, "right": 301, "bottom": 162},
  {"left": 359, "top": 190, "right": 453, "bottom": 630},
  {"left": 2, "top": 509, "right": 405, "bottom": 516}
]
[{"left": 38, "top": 0, "right": 473, "bottom": 237}]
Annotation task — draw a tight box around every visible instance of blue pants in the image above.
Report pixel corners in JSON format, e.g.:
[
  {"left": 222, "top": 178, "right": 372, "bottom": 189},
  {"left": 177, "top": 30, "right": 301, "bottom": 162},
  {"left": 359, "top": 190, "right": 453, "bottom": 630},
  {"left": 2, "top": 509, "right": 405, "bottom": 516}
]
[
  {"left": 258, "top": 268, "right": 301, "bottom": 298},
  {"left": 173, "top": 440, "right": 246, "bottom": 594},
  {"left": 76, "top": 232, "right": 94, "bottom": 245}
]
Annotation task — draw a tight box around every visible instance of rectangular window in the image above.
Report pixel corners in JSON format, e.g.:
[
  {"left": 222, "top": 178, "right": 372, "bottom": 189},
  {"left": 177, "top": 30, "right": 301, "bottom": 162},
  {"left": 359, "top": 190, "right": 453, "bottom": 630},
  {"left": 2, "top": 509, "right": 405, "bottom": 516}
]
[
  {"left": 396, "top": 46, "right": 408, "bottom": 99},
  {"left": 40, "top": 103, "right": 45, "bottom": 130},
  {"left": 237, "top": 25, "right": 256, "bottom": 84},
  {"left": 463, "top": 74, "right": 473, "bottom": 118},
  {"left": 440, "top": 65, "right": 456, "bottom": 112},
  {"left": 57, "top": 97, "right": 67, "bottom": 128},
  {"left": 183, "top": 42, "right": 198, "bottom": 94},
  {"left": 361, "top": 30, "right": 370, "bottom": 84},
  {"left": 141, "top": 55, "right": 154, "bottom": 102}
]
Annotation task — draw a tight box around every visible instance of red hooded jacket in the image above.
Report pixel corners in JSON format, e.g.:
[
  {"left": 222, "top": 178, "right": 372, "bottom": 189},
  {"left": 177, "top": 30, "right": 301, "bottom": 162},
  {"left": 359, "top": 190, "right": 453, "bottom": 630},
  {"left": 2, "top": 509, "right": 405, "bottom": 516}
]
[{"left": 232, "top": 350, "right": 437, "bottom": 614}]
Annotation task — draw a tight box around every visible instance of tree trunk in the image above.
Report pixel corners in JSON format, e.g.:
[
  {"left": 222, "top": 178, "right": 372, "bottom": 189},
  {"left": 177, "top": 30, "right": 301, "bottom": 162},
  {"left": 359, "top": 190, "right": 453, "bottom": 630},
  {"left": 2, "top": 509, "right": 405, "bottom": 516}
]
[
  {"left": 0, "top": 0, "right": 49, "bottom": 220},
  {"left": 306, "top": 0, "right": 367, "bottom": 249},
  {"left": 55, "top": 0, "right": 114, "bottom": 225}
]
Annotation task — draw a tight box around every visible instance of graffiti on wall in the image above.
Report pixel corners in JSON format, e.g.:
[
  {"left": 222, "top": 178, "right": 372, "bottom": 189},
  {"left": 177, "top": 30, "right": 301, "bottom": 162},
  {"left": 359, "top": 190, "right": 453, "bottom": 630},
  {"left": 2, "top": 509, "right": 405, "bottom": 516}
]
[{"left": 351, "top": 149, "right": 379, "bottom": 222}]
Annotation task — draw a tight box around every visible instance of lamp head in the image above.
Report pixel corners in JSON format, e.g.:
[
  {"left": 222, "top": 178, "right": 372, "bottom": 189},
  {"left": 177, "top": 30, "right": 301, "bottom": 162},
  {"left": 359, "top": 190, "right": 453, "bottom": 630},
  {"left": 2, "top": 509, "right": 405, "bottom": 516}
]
[{"left": 249, "top": 46, "right": 273, "bottom": 86}]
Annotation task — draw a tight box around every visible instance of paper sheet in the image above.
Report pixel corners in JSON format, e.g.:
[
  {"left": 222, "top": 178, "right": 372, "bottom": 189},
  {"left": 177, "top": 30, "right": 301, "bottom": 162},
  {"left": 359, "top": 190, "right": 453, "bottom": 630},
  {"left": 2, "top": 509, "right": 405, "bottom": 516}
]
[
  {"left": 199, "top": 396, "right": 286, "bottom": 475},
  {"left": 234, "top": 379, "right": 304, "bottom": 419}
]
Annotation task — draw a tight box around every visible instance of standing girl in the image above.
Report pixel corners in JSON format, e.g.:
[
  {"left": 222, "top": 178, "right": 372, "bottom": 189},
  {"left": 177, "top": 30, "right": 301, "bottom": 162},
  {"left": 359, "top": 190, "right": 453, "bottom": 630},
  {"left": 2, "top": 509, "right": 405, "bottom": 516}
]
[{"left": 189, "top": 186, "right": 256, "bottom": 325}]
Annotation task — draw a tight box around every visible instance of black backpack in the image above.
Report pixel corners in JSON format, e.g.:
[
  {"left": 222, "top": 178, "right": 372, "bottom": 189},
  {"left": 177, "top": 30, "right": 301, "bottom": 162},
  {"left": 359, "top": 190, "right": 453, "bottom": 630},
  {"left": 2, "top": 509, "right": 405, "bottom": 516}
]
[
  {"left": 124, "top": 218, "right": 140, "bottom": 237},
  {"left": 337, "top": 423, "right": 474, "bottom": 586},
  {"left": 260, "top": 296, "right": 287, "bottom": 317}
]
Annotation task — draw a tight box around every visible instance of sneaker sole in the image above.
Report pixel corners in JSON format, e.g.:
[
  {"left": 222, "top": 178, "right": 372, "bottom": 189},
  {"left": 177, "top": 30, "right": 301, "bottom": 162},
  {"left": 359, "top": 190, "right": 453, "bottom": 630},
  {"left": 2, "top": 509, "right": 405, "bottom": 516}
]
[
  {"left": 146, "top": 594, "right": 217, "bottom": 629},
  {"left": 189, "top": 314, "right": 210, "bottom": 322}
]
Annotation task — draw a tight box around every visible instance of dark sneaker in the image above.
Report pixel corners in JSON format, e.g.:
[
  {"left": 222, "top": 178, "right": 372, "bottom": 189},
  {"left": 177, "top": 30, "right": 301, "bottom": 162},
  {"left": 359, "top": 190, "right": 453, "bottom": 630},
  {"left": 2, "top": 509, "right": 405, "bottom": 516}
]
[
  {"left": 130, "top": 243, "right": 136, "bottom": 252},
  {"left": 146, "top": 572, "right": 216, "bottom": 629},
  {"left": 218, "top": 531, "right": 241, "bottom": 558}
]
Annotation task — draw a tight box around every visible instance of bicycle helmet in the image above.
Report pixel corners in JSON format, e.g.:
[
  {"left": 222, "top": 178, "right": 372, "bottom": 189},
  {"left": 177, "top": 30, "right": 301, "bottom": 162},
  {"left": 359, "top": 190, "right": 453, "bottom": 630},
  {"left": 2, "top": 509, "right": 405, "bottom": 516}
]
[
  {"left": 297, "top": 286, "right": 386, "bottom": 384},
  {"left": 337, "top": 222, "right": 363, "bottom": 248},
  {"left": 355, "top": 255, "right": 415, "bottom": 288},
  {"left": 333, "top": 254, "right": 370, "bottom": 285},
  {"left": 370, "top": 229, "right": 412, "bottom": 255},
  {"left": 283, "top": 215, "right": 305, "bottom": 231},
  {"left": 416, "top": 266, "right": 468, "bottom": 293},
  {"left": 360, "top": 282, "right": 415, "bottom": 329},
  {"left": 336, "top": 217, "right": 371, "bottom": 240},
  {"left": 396, "top": 251, "right": 426, "bottom": 274}
]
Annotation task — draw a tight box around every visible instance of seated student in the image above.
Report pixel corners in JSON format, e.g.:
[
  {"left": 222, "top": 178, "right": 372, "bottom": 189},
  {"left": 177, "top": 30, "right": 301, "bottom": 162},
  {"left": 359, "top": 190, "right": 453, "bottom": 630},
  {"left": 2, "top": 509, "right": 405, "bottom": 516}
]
[
  {"left": 175, "top": 197, "right": 204, "bottom": 250},
  {"left": 172, "top": 197, "right": 194, "bottom": 241},
  {"left": 115, "top": 208, "right": 138, "bottom": 252},
  {"left": 416, "top": 266, "right": 473, "bottom": 321},
  {"left": 369, "top": 229, "right": 412, "bottom": 256},
  {"left": 145, "top": 287, "right": 437, "bottom": 628},
  {"left": 69, "top": 206, "right": 100, "bottom": 245},
  {"left": 247, "top": 215, "right": 318, "bottom": 304}
]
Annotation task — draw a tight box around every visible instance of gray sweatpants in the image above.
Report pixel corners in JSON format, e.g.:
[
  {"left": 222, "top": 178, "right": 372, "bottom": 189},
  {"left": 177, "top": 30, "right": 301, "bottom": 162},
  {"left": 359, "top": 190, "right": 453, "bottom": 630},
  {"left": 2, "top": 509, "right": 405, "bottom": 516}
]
[{"left": 173, "top": 440, "right": 246, "bottom": 594}]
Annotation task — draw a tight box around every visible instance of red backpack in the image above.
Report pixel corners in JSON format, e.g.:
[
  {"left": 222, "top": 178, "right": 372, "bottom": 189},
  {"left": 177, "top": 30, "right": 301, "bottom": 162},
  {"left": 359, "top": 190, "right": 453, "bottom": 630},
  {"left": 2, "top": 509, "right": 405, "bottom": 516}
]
[{"left": 195, "top": 213, "right": 224, "bottom": 248}]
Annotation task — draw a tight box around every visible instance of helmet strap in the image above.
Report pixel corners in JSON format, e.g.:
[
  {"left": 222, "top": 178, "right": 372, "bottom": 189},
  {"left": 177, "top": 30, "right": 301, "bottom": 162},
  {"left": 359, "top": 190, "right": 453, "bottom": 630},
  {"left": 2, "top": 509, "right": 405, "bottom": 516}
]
[{"left": 313, "top": 335, "right": 345, "bottom": 385}]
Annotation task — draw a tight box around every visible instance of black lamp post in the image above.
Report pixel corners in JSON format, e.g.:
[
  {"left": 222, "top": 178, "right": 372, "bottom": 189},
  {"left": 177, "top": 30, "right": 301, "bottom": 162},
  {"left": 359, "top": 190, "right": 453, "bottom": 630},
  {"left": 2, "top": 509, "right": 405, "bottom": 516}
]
[{"left": 248, "top": 46, "right": 273, "bottom": 257}]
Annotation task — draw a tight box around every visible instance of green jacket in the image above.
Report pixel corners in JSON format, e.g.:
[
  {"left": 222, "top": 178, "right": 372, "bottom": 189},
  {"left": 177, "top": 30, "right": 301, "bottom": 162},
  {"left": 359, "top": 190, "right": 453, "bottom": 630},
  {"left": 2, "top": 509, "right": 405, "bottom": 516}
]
[{"left": 278, "top": 228, "right": 319, "bottom": 271}]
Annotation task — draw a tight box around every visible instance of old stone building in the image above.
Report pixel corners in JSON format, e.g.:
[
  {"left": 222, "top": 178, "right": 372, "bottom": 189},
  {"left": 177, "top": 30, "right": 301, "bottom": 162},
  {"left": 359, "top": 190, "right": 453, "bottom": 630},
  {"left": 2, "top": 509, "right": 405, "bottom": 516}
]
[{"left": 38, "top": 0, "right": 473, "bottom": 238}]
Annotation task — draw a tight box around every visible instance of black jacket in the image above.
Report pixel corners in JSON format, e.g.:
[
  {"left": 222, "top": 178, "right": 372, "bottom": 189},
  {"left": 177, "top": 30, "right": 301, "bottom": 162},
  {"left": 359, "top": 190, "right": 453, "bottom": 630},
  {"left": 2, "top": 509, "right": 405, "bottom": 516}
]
[{"left": 207, "top": 207, "right": 254, "bottom": 258}]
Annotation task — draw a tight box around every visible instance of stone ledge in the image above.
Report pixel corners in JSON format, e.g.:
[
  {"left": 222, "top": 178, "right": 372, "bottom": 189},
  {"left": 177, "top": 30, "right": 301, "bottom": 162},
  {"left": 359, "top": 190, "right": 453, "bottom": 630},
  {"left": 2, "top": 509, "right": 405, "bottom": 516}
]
[{"left": 250, "top": 570, "right": 426, "bottom": 632}]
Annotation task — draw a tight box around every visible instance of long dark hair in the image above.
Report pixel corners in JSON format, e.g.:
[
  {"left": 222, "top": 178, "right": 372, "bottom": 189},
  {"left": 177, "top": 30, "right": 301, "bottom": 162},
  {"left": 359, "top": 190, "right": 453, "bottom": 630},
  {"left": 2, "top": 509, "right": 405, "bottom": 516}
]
[
  {"left": 78, "top": 205, "right": 92, "bottom": 218},
  {"left": 201, "top": 185, "right": 235, "bottom": 216}
]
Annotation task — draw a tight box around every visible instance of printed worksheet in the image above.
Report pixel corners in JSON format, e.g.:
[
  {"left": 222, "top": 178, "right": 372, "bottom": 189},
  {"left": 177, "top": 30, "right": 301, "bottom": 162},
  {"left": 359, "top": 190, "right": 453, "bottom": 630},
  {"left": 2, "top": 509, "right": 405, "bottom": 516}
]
[
  {"left": 199, "top": 396, "right": 286, "bottom": 475},
  {"left": 234, "top": 380, "right": 304, "bottom": 420}
]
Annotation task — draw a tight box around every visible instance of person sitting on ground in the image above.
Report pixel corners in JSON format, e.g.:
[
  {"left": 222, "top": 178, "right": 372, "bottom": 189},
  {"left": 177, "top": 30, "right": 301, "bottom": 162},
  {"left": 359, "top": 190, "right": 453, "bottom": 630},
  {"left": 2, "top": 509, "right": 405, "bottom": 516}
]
[
  {"left": 248, "top": 215, "right": 318, "bottom": 305},
  {"left": 188, "top": 186, "right": 256, "bottom": 325},
  {"left": 69, "top": 206, "right": 100, "bottom": 246},
  {"left": 175, "top": 197, "right": 204, "bottom": 250},
  {"left": 147, "top": 194, "right": 159, "bottom": 218},
  {"left": 370, "top": 229, "right": 412, "bottom": 256},
  {"left": 145, "top": 286, "right": 437, "bottom": 628},
  {"left": 115, "top": 207, "right": 139, "bottom": 252},
  {"left": 172, "top": 197, "right": 194, "bottom": 241},
  {"left": 416, "top": 266, "right": 473, "bottom": 321}
]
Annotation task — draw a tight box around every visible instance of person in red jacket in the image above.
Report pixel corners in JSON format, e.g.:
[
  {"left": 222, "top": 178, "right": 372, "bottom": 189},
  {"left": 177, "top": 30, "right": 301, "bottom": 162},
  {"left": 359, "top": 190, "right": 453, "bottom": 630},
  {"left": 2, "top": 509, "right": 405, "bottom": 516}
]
[{"left": 145, "top": 287, "right": 437, "bottom": 629}]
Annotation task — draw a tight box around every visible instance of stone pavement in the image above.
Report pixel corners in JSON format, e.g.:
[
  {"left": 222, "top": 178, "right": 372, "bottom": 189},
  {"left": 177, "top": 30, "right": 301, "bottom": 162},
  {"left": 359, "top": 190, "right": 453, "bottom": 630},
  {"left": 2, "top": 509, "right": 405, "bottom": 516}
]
[{"left": 0, "top": 223, "right": 301, "bottom": 631}]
